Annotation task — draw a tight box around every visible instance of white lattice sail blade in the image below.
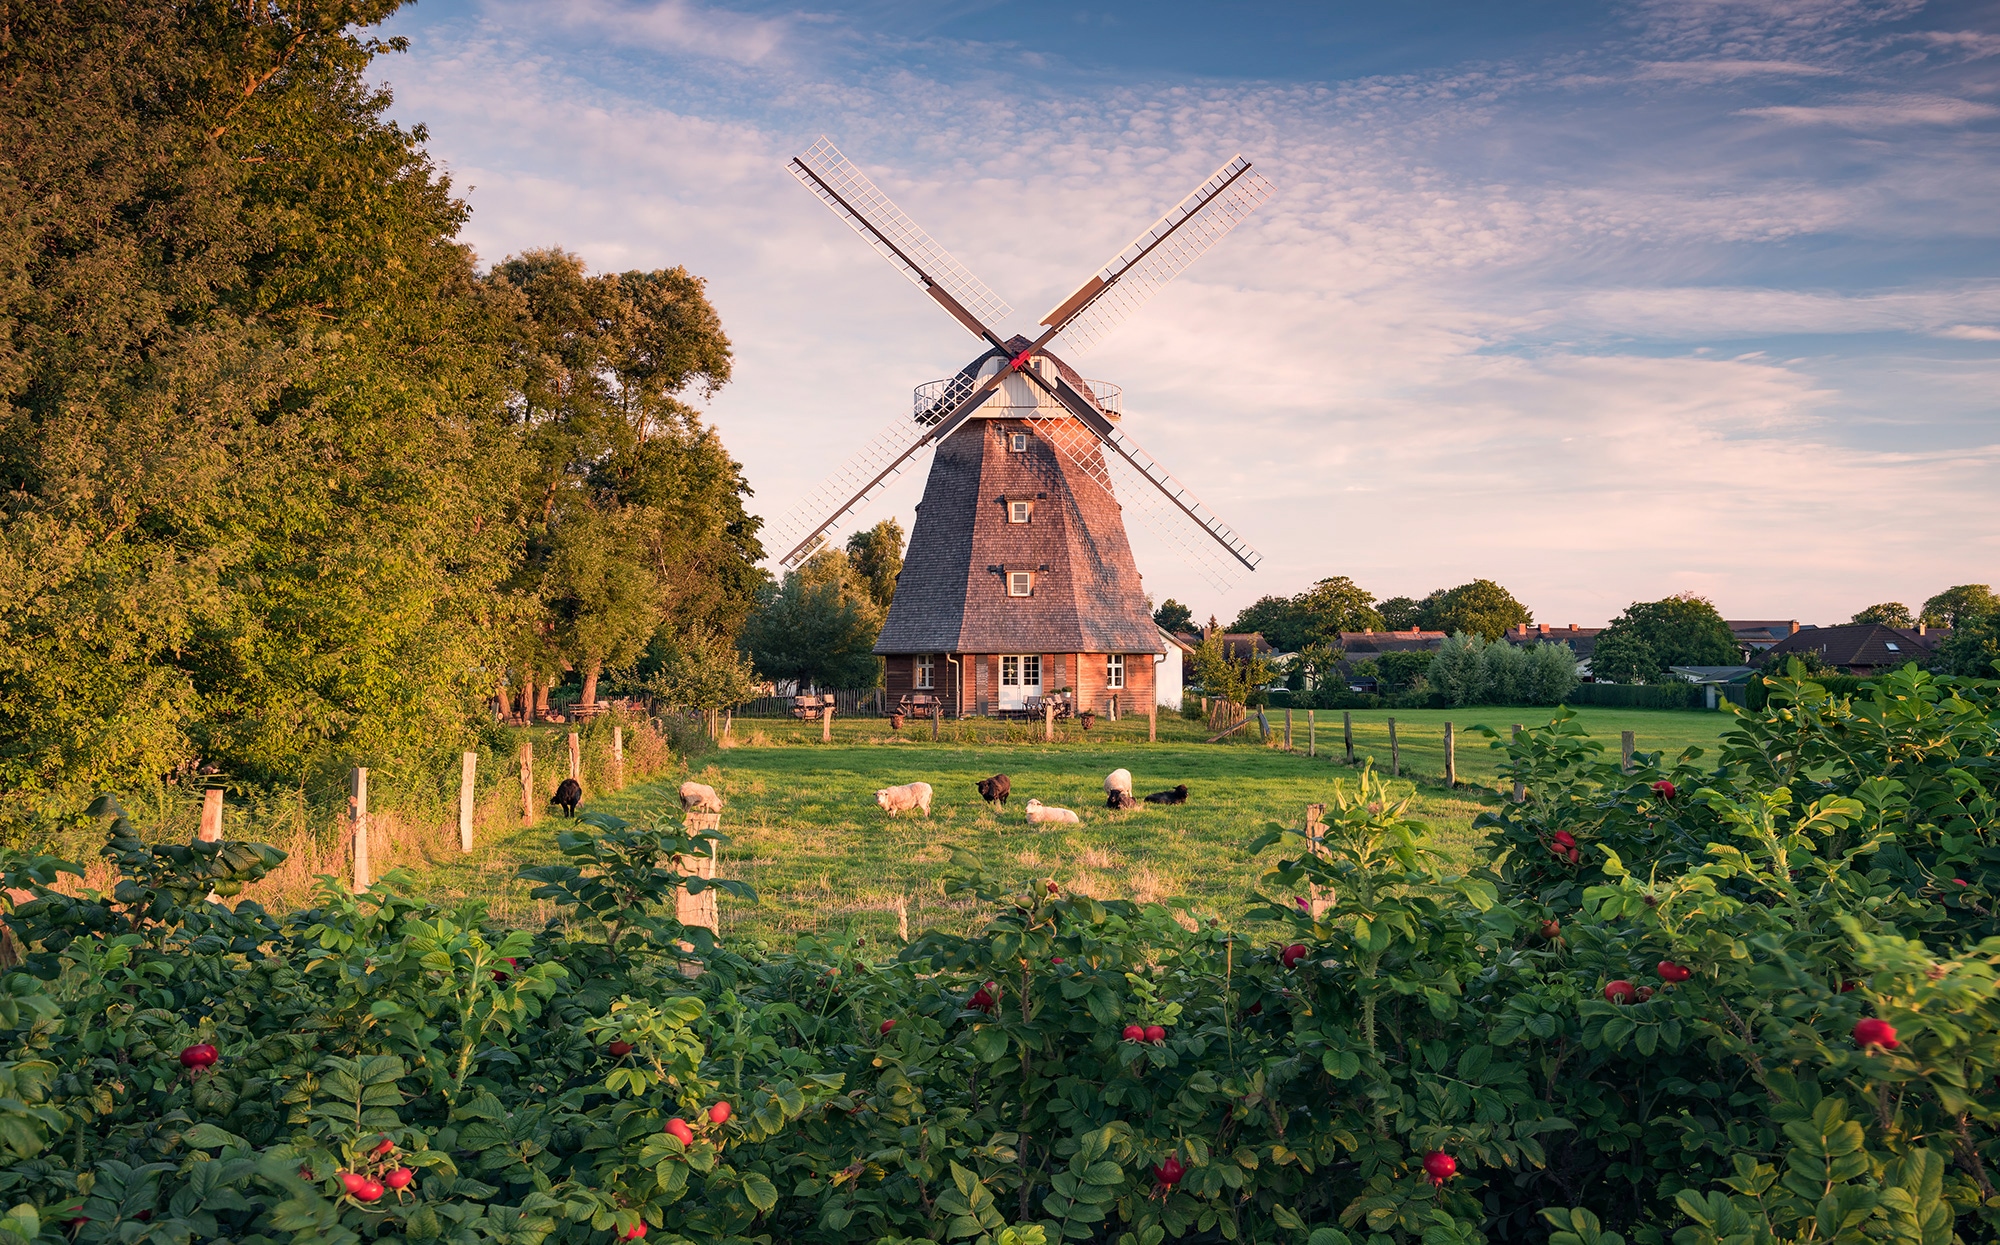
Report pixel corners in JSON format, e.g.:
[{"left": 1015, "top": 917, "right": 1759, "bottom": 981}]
[
  {"left": 1024, "top": 415, "right": 1257, "bottom": 593},
  {"left": 1044, "top": 155, "right": 1275, "bottom": 355},
  {"left": 791, "top": 138, "right": 1013, "bottom": 332},
  {"left": 767, "top": 411, "right": 938, "bottom": 568}
]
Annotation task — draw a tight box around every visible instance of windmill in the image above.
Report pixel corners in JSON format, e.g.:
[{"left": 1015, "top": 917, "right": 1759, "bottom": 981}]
[{"left": 771, "top": 138, "right": 1273, "bottom": 717}]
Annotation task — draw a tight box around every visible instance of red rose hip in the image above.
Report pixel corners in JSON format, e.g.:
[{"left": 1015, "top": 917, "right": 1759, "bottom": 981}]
[
  {"left": 1651, "top": 780, "right": 1676, "bottom": 800},
  {"left": 385, "top": 1168, "right": 414, "bottom": 1191},
  {"left": 665, "top": 1118, "right": 694, "bottom": 1146},
  {"left": 1143, "top": 1024, "right": 1166, "bottom": 1044},
  {"left": 1854, "top": 1018, "right": 1898, "bottom": 1049},
  {"left": 607, "top": 1040, "right": 633, "bottom": 1057},
  {"left": 879, "top": 1019, "right": 895, "bottom": 1034},
  {"left": 179, "top": 1043, "right": 218, "bottom": 1069},
  {"left": 339, "top": 1172, "right": 368, "bottom": 1195},
  {"left": 1603, "top": 980, "right": 1637, "bottom": 1004},
  {"left": 1423, "top": 1150, "right": 1457, "bottom": 1185},
  {"left": 355, "top": 1177, "right": 384, "bottom": 1202},
  {"left": 708, "top": 1101, "right": 732, "bottom": 1125},
  {"left": 1281, "top": 944, "right": 1308, "bottom": 967},
  {"left": 623, "top": 1224, "right": 648, "bottom": 1241},
  {"left": 1122, "top": 1023, "right": 1144, "bottom": 1042},
  {"left": 1657, "top": 960, "right": 1691, "bottom": 983},
  {"left": 1153, "top": 1156, "right": 1184, "bottom": 1186}
]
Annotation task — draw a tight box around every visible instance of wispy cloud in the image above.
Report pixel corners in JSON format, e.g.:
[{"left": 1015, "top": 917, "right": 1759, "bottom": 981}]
[{"left": 1740, "top": 94, "right": 2000, "bottom": 127}]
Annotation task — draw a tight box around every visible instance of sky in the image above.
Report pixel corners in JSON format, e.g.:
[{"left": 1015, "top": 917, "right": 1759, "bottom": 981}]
[{"left": 376, "top": 0, "right": 2000, "bottom": 628}]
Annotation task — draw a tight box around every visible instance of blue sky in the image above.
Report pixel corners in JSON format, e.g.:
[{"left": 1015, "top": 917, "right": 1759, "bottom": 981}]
[{"left": 377, "top": 0, "right": 2000, "bottom": 627}]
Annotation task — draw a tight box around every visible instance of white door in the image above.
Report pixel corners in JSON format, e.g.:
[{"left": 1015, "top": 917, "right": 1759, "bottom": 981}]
[{"left": 997, "top": 655, "right": 1042, "bottom": 709}]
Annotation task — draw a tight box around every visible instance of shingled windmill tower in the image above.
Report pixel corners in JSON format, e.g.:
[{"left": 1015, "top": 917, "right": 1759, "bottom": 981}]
[{"left": 770, "top": 140, "right": 1273, "bottom": 717}]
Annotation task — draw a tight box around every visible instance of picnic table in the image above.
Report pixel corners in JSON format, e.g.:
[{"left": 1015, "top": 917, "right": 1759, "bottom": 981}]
[{"left": 791, "top": 693, "right": 831, "bottom": 719}]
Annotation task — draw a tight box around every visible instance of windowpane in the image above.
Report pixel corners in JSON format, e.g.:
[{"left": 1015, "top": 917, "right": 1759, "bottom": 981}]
[
  {"left": 1107, "top": 653, "right": 1124, "bottom": 688},
  {"left": 915, "top": 655, "right": 934, "bottom": 689},
  {"left": 1009, "top": 571, "right": 1032, "bottom": 596},
  {"left": 1009, "top": 500, "right": 1032, "bottom": 523},
  {"left": 1023, "top": 655, "right": 1040, "bottom": 685},
  {"left": 1002, "top": 656, "right": 1019, "bottom": 686}
]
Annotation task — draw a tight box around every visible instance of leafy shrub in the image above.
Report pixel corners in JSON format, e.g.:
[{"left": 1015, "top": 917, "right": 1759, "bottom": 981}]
[
  {"left": 4, "top": 665, "right": 2000, "bottom": 1243},
  {"left": 1563, "top": 681, "right": 1708, "bottom": 709}
]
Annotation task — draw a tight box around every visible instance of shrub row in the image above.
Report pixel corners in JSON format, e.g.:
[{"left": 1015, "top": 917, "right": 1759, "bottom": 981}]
[{"left": 1, "top": 666, "right": 1998, "bottom": 1243}]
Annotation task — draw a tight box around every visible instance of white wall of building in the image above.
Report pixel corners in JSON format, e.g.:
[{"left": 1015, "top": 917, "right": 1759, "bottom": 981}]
[{"left": 1155, "top": 629, "right": 1184, "bottom": 711}]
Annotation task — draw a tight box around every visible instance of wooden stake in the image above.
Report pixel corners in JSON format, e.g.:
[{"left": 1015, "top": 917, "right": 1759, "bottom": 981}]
[
  {"left": 1511, "top": 725, "right": 1525, "bottom": 803},
  {"left": 519, "top": 741, "right": 534, "bottom": 826},
  {"left": 1621, "top": 730, "right": 1636, "bottom": 774},
  {"left": 567, "top": 731, "right": 581, "bottom": 780},
  {"left": 1257, "top": 707, "right": 1271, "bottom": 742},
  {"left": 1343, "top": 711, "right": 1354, "bottom": 763},
  {"left": 1388, "top": 718, "right": 1399, "bottom": 777},
  {"left": 1284, "top": 706, "right": 1293, "bottom": 750},
  {"left": 1444, "top": 721, "right": 1456, "bottom": 787},
  {"left": 198, "top": 788, "right": 223, "bottom": 842},
  {"left": 1043, "top": 699, "right": 1055, "bottom": 743},
  {"left": 612, "top": 726, "right": 625, "bottom": 789},
  {"left": 822, "top": 703, "right": 834, "bottom": 743},
  {"left": 459, "top": 751, "right": 477, "bottom": 851},
  {"left": 1308, "top": 708, "right": 1316, "bottom": 757},
  {"left": 1305, "top": 802, "right": 1328, "bottom": 916},
  {"left": 1148, "top": 707, "right": 1157, "bottom": 743},
  {"left": 349, "top": 767, "right": 370, "bottom": 891},
  {"left": 932, "top": 699, "right": 940, "bottom": 741}
]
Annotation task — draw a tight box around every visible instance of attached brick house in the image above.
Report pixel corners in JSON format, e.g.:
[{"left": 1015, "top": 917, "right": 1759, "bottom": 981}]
[
  {"left": 875, "top": 342, "right": 1163, "bottom": 717},
  {"left": 1761, "top": 623, "right": 1949, "bottom": 675}
]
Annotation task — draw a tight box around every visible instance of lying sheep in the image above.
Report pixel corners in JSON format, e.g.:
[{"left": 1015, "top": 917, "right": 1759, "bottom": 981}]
[
  {"left": 1106, "top": 789, "right": 1137, "bottom": 811},
  {"left": 1025, "top": 798, "right": 1080, "bottom": 825},
  {"left": 1104, "top": 768, "right": 1132, "bottom": 797},
  {"left": 975, "top": 773, "right": 1011, "bottom": 805},
  {"left": 876, "top": 781, "right": 934, "bottom": 817},
  {"left": 679, "top": 781, "right": 722, "bottom": 813},
  {"left": 1143, "top": 784, "right": 1189, "bottom": 805}
]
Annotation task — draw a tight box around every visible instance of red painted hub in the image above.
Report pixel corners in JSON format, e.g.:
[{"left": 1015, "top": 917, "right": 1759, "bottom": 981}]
[{"left": 1009, "top": 348, "right": 1035, "bottom": 372}]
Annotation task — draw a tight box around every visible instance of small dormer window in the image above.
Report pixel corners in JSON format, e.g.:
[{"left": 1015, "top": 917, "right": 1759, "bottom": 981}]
[
  {"left": 1009, "top": 500, "right": 1033, "bottom": 524},
  {"left": 1010, "top": 432, "right": 1029, "bottom": 452},
  {"left": 1008, "top": 570, "right": 1033, "bottom": 597},
  {"left": 1885, "top": 642, "right": 1900, "bottom": 651}
]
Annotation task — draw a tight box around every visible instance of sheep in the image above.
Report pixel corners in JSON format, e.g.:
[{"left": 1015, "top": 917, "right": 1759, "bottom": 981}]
[
  {"left": 1106, "top": 789, "right": 1137, "bottom": 811},
  {"left": 1142, "top": 784, "right": 1189, "bottom": 805},
  {"left": 975, "top": 773, "right": 1011, "bottom": 806},
  {"left": 876, "top": 781, "right": 934, "bottom": 817},
  {"left": 1025, "top": 798, "right": 1080, "bottom": 825},
  {"left": 1104, "top": 768, "right": 1132, "bottom": 797},
  {"left": 678, "top": 781, "right": 723, "bottom": 813},
  {"left": 551, "top": 777, "right": 583, "bottom": 817}
]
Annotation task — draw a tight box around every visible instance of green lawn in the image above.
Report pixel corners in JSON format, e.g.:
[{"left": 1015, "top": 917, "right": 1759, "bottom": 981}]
[{"left": 406, "top": 705, "right": 1732, "bottom": 947}]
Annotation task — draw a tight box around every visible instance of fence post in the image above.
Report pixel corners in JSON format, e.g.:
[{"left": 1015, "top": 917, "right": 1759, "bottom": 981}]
[
  {"left": 1308, "top": 708, "right": 1316, "bottom": 757},
  {"left": 1621, "top": 730, "right": 1635, "bottom": 774},
  {"left": 1388, "top": 718, "right": 1399, "bottom": 777},
  {"left": 199, "top": 788, "right": 224, "bottom": 842},
  {"left": 1044, "top": 700, "right": 1055, "bottom": 743},
  {"left": 519, "top": 741, "right": 534, "bottom": 826},
  {"left": 567, "top": 731, "right": 580, "bottom": 780},
  {"left": 1284, "top": 707, "right": 1293, "bottom": 750},
  {"left": 1148, "top": 707, "right": 1157, "bottom": 743},
  {"left": 822, "top": 703, "right": 834, "bottom": 744},
  {"left": 1511, "top": 725, "right": 1525, "bottom": 803},
  {"left": 459, "top": 751, "right": 477, "bottom": 851},
  {"left": 1444, "top": 722, "right": 1456, "bottom": 787},
  {"left": 1343, "top": 711, "right": 1354, "bottom": 763},
  {"left": 349, "top": 767, "right": 370, "bottom": 892},
  {"left": 932, "top": 699, "right": 940, "bottom": 741},
  {"left": 612, "top": 726, "right": 625, "bottom": 789}
]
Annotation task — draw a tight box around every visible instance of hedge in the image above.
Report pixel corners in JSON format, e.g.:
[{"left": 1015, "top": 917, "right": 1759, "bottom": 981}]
[{"left": 1561, "top": 681, "right": 1708, "bottom": 709}]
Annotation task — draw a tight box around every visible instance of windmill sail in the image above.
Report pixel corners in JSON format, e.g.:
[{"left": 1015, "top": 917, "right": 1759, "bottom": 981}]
[{"left": 1041, "top": 156, "right": 1275, "bottom": 355}]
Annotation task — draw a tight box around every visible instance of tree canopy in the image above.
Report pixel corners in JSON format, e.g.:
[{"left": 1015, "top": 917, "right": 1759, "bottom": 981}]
[
  {"left": 1852, "top": 602, "right": 1915, "bottom": 627},
  {"left": 1153, "top": 599, "right": 1195, "bottom": 634},
  {"left": 1592, "top": 594, "right": 1739, "bottom": 683},
  {"left": 1229, "top": 576, "right": 1386, "bottom": 651},
  {"left": 1922, "top": 584, "right": 1999, "bottom": 629},
  {"left": 740, "top": 549, "right": 884, "bottom": 691}
]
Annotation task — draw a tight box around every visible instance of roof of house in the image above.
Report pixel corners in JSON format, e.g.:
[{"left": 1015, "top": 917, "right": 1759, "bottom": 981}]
[
  {"left": 1159, "top": 627, "right": 1197, "bottom": 655},
  {"left": 1340, "top": 629, "right": 1448, "bottom": 654},
  {"left": 1497, "top": 623, "right": 1603, "bottom": 658},
  {"left": 1669, "top": 665, "right": 1757, "bottom": 684},
  {"left": 1728, "top": 620, "right": 1803, "bottom": 648},
  {"left": 1762, "top": 623, "right": 1945, "bottom": 672}
]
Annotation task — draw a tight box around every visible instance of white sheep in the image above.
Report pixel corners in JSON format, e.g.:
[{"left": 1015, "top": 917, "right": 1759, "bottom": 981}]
[
  {"left": 1104, "top": 768, "right": 1133, "bottom": 796},
  {"left": 1025, "top": 798, "right": 1080, "bottom": 825},
  {"left": 678, "top": 781, "right": 722, "bottom": 813},
  {"left": 876, "top": 781, "right": 934, "bottom": 817}
]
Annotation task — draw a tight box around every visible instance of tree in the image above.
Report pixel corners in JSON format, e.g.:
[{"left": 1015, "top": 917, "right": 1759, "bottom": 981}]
[
  {"left": 845, "top": 520, "right": 904, "bottom": 613},
  {"left": 1939, "top": 614, "right": 2000, "bottom": 677},
  {"left": 1189, "top": 631, "right": 1276, "bottom": 709},
  {"left": 1377, "top": 597, "right": 1424, "bottom": 631},
  {"left": 1593, "top": 594, "right": 1738, "bottom": 683},
  {"left": 1295, "top": 576, "right": 1385, "bottom": 641},
  {"left": 1852, "top": 602, "right": 1914, "bottom": 627},
  {"left": 740, "top": 550, "right": 883, "bottom": 690},
  {"left": 1153, "top": 599, "right": 1195, "bottom": 634},
  {"left": 1922, "top": 585, "right": 1999, "bottom": 629},
  {"left": 1375, "top": 650, "right": 1436, "bottom": 695},
  {"left": 1423, "top": 580, "right": 1532, "bottom": 641},
  {"left": 1230, "top": 595, "right": 1311, "bottom": 652},
  {"left": 641, "top": 624, "right": 762, "bottom": 712}
]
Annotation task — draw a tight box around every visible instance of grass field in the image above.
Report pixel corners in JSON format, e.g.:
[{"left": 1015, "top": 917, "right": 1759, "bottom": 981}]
[{"left": 406, "top": 705, "right": 1734, "bottom": 947}]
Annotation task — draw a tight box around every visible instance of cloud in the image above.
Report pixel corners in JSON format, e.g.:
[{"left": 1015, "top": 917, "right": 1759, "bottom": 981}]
[
  {"left": 1740, "top": 94, "right": 2000, "bottom": 127},
  {"left": 1937, "top": 324, "right": 2000, "bottom": 341},
  {"left": 1635, "top": 59, "right": 1838, "bottom": 80},
  {"left": 499, "top": 0, "right": 790, "bottom": 66}
]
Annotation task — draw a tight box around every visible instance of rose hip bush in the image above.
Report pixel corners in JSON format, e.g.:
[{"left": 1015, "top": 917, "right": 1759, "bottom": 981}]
[{"left": 1, "top": 663, "right": 1998, "bottom": 1243}]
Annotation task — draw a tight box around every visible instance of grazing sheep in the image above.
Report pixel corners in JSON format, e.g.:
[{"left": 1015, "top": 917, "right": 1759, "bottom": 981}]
[
  {"left": 1106, "top": 789, "right": 1137, "bottom": 811},
  {"left": 678, "top": 781, "right": 723, "bottom": 813},
  {"left": 551, "top": 777, "right": 583, "bottom": 817},
  {"left": 1104, "top": 768, "right": 1133, "bottom": 797},
  {"left": 975, "top": 773, "right": 1011, "bottom": 805},
  {"left": 876, "top": 781, "right": 934, "bottom": 817},
  {"left": 1142, "top": 784, "right": 1189, "bottom": 805},
  {"left": 1025, "top": 798, "right": 1080, "bottom": 825}
]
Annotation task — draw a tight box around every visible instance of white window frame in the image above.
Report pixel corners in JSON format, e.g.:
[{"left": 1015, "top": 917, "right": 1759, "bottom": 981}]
[
  {"left": 1008, "top": 499, "right": 1033, "bottom": 524},
  {"left": 1010, "top": 432, "right": 1029, "bottom": 452},
  {"left": 1008, "top": 570, "right": 1033, "bottom": 597},
  {"left": 1106, "top": 653, "right": 1125, "bottom": 689},
  {"left": 914, "top": 654, "right": 934, "bottom": 689},
  {"left": 997, "top": 654, "right": 1041, "bottom": 709}
]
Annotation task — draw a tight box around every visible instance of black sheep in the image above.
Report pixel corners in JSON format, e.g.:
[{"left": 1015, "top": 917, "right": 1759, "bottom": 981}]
[
  {"left": 1142, "top": 784, "right": 1188, "bottom": 805},
  {"left": 552, "top": 777, "right": 583, "bottom": 817},
  {"left": 975, "top": 774, "right": 1011, "bottom": 805},
  {"left": 1106, "top": 790, "right": 1137, "bottom": 810}
]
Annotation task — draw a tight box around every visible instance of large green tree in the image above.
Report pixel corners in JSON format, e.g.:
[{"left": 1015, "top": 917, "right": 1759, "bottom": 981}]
[
  {"left": 1420, "top": 580, "right": 1532, "bottom": 641},
  {"left": 844, "top": 519, "right": 904, "bottom": 613},
  {"left": 1922, "top": 584, "right": 1999, "bottom": 629},
  {"left": 1852, "top": 602, "right": 1915, "bottom": 627},
  {"left": 1153, "top": 599, "right": 1195, "bottom": 634},
  {"left": 1593, "top": 594, "right": 1738, "bottom": 683},
  {"left": 740, "top": 549, "right": 883, "bottom": 690}
]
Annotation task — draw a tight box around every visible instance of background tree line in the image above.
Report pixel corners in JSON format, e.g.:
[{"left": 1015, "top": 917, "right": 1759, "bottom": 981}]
[{"left": 0, "top": 0, "right": 765, "bottom": 837}]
